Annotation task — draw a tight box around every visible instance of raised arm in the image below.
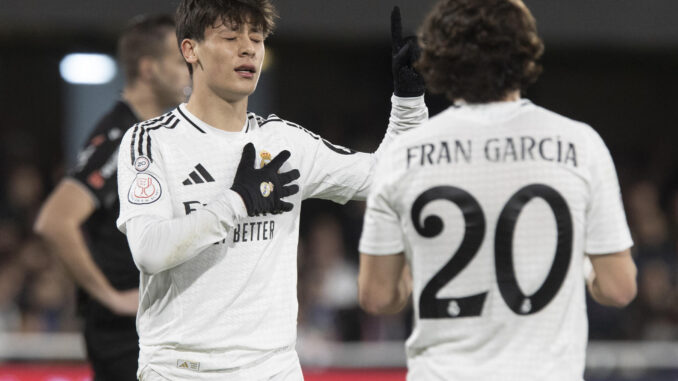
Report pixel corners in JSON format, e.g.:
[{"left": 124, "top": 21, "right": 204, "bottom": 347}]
[
  {"left": 374, "top": 6, "right": 428, "bottom": 160},
  {"left": 300, "top": 8, "right": 427, "bottom": 203}
]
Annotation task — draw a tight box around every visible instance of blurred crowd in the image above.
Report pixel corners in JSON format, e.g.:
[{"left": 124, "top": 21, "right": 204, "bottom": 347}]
[
  {"left": 588, "top": 179, "right": 678, "bottom": 340},
  {"left": 0, "top": 162, "right": 79, "bottom": 333},
  {"left": 1, "top": 158, "right": 677, "bottom": 343}
]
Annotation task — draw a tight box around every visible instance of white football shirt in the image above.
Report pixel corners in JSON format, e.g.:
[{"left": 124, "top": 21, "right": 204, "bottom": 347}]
[
  {"left": 359, "top": 99, "right": 633, "bottom": 381},
  {"left": 117, "top": 97, "right": 427, "bottom": 380}
]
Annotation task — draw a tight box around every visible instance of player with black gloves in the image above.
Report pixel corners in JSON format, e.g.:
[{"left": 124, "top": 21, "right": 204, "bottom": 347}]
[
  {"left": 230, "top": 143, "right": 300, "bottom": 216},
  {"left": 391, "top": 6, "right": 426, "bottom": 98},
  {"left": 116, "top": 1, "right": 428, "bottom": 380}
]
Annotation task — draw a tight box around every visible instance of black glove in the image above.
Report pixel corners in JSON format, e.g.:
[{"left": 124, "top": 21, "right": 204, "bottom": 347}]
[
  {"left": 391, "top": 6, "right": 426, "bottom": 97},
  {"left": 231, "top": 143, "right": 300, "bottom": 216}
]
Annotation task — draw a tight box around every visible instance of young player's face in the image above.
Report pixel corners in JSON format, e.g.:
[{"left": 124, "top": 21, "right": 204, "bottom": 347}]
[
  {"left": 193, "top": 20, "right": 265, "bottom": 102},
  {"left": 151, "top": 32, "right": 192, "bottom": 108}
]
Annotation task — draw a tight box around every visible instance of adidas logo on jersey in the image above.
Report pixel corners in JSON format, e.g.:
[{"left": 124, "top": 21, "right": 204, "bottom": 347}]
[
  {"left": 182, "top": 164, "right": 215, "bottom": 185},
  {"left": 176, "top": 359, "right": 200, "bottom": 371}
]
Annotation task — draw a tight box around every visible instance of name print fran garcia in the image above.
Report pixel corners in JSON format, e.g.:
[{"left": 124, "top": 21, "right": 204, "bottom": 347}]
[{"left": 406, "top": 136, "right": 578, "bottom": 168}]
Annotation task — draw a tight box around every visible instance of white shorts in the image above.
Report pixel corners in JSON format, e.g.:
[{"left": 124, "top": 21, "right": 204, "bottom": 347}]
[
  {"left": 138, "top": 351, "right": 303, "bottom": 381},
  {"left": 139, "top": 368, "right": 170, "bottom": 381}
]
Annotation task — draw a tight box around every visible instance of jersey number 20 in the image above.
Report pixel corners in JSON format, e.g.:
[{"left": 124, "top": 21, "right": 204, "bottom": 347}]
[{"left": 411, "top": 184, "right": 573, "bottom": 319}]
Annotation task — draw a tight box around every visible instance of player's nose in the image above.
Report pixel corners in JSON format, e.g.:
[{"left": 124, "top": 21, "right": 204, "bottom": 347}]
[{"left": 239, "top": 39, "right": 256, "bottom": 57}]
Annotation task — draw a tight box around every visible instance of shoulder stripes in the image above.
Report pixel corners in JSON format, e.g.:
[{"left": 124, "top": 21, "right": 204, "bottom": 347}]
[
  {"left": 244, "top": 113, "right": 267, "bottom": 133},
  {"left": 246, "top": 113, "right": 256, "bottom": 133},
  {"left": 258, "top": 114, "right": 284, "bottom": 128},
  {"left": 129, "top": 111, "right": 179, "bottom": 164},
  {"left": 129, "top": 125, "right": 139, "bottom": 164},
  {"left": 260, "top": 115, "right": 357, "bottom": 156},
  {"left": 256, "top": 115, "right": 315, "bottom": 138}
]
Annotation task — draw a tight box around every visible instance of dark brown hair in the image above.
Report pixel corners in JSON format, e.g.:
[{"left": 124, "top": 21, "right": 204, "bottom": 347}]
[
  {"left": 118, "top": 14, "right": 176, "bottom": 84},
  {"left": 416, "top": 0, "right": 544, "bottom": 103},
  {"left": 176, "top": 0, "right": 278, "bottom": 74}
]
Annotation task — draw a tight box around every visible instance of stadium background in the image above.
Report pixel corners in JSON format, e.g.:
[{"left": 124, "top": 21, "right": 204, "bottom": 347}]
[{"left": 1, "top": 0, "right": 678, "bottom": 380}]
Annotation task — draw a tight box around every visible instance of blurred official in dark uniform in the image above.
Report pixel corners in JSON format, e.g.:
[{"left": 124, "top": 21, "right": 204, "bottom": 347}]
[{"left": 34, "top": 14, "right": 190, "bottom": 381}]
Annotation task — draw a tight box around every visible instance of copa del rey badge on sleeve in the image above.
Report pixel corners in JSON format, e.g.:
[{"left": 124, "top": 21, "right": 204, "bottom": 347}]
[{"left": 128, "top": 172, "right": 162, "bottom": 204}]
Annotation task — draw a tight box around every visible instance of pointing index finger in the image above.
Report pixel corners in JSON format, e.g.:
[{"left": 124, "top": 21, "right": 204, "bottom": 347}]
[
  {"left": 391, "top": 6, "right": 403, "bottom": 50},
  {"left": 241, "top": 143, "right": 256, "bottom": 166}
]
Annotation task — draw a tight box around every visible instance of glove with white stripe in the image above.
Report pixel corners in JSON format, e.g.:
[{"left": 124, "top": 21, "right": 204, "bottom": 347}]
[
  {"left": 391, "top": 6, "right": 426, "bottom": 97},
  {"left": 231, "top": 143, "right": 300, "bottom": 216}
]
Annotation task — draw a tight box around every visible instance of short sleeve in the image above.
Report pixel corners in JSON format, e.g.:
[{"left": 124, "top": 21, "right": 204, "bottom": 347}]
[
  {"left": 116, "top": 125, "right": 173, "bottom": 233},
  {"left": 584, "top": 130, "right": 633, "bottom": 254},
  {"left": 69, "top": 127, "right": 124, "bottom": 209},
  {"left": 358, "top": 144, "right": 405, "bottom": 255}
]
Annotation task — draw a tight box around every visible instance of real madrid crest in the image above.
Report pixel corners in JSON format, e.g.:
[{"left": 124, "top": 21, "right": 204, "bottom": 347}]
[
  {"left": 260, "top": 181, "right": 274, "bottom": 197},
  {"left": 260, "top": 150, "right": 272, "bottom": 168}
]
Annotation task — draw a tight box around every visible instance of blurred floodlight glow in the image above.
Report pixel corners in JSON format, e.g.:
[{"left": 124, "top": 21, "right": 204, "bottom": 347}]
[{"left": 59, "top": 53, "right": 116, "bottom": 85}]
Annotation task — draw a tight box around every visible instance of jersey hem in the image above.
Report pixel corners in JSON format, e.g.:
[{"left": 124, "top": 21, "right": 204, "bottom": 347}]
[
  {"left": 358, "top": 242, "right": 405, "bottom": 255},
  {"left": 585, "top": 240, "right": 633, "bottom": 255}
]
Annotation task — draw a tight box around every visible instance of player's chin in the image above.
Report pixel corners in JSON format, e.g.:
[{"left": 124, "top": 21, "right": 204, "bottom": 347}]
[
  {"left": 234, "top": 80, "right": 259, "bottom": 95},
  {"left": 218, "top": 86, "right": 256, "bottom": 102},
  {"left": 234, "top": 85, "right": 257, "bottom": 97}
]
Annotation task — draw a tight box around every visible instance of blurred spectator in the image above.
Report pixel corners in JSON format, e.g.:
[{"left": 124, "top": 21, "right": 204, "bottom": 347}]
[
  {"left": 0, "top": 219, "right": 22, "bottom": 256},
  {"left": 299, "top": 214, "right": 361, "bottom": 342},
  {"left": 15, "top": 238, "right": 77, "bottom": 332},
  {"left": 661, "top": 173, "right": 678, "bottom": 248},
  {"left": 620, "top": 181, "right": 678, "bottom": 340},
  {"left": 0, "top": 256, "right": 25, "bottom": 331},
  {"left": 21, "top": 261, "right": 76, "bottom": 332},
  {"left": 633, "top": 259, "right": 678, "bottom": 340},
  {"left": 17, "top": 237, "right": 53, "bottom": 275},
  {"left": 297, "top": 213, "right": 411, "bottom": 344},
  {"left": 0, "top": 161, "right": 78, "bottom": 334},
  {"left": 4, "top": 164, "right": 44, "bottom": 232},
  {"left": 627, "top": 181, "right": 672, "bottom": 249}
]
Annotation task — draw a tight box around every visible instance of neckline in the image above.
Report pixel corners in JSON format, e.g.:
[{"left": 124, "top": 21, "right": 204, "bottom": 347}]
[{"left": 177, "top": 103, "right": 248, "bottom": 136}]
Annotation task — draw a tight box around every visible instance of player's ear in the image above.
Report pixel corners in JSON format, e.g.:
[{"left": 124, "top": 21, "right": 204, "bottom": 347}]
[
  {"left": 137, "top": 56, "right": 155, "bottom": 82},
  {"left": 181, "top": 39, "right": 199, "bottom": 68}
]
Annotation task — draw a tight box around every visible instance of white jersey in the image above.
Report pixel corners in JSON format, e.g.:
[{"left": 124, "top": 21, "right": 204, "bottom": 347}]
[
  {"left": 117, "top": 98, "right": 427, "bottom": 380},
  {"left": 359, "top": 99, "right": 633, "bottom": 381}
]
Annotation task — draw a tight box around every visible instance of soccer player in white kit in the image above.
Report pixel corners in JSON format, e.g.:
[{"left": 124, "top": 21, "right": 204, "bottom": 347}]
[
  {"left": 357, "top": 1, "right": 638, "bottom": 380},
  {"left": 116, "top": 1, "right": 428, "bottom": 380}
]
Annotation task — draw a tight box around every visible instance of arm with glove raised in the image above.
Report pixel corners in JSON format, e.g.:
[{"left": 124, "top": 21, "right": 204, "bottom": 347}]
[
  {"left": 376, "top": 7, "right": 429, "bottom": 158},
  {"left": 301, "top": 7, "right": 428, "bottom": 203}
]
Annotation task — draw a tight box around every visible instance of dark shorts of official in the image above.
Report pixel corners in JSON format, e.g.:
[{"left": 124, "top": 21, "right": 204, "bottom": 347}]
[{"left": 84, "top": 318, "right": 139, "bottom": 381}]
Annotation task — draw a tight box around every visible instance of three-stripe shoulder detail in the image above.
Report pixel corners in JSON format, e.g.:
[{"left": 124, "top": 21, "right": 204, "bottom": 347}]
[
  {"left": 244, "top": 113, "right": 267, "bottom": 132},
  {"left": 258, "top": 114, "right": 285, "bottom": 128},
  {"left": 130, "top": 111, "right": 179, "bottom": 163}
]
